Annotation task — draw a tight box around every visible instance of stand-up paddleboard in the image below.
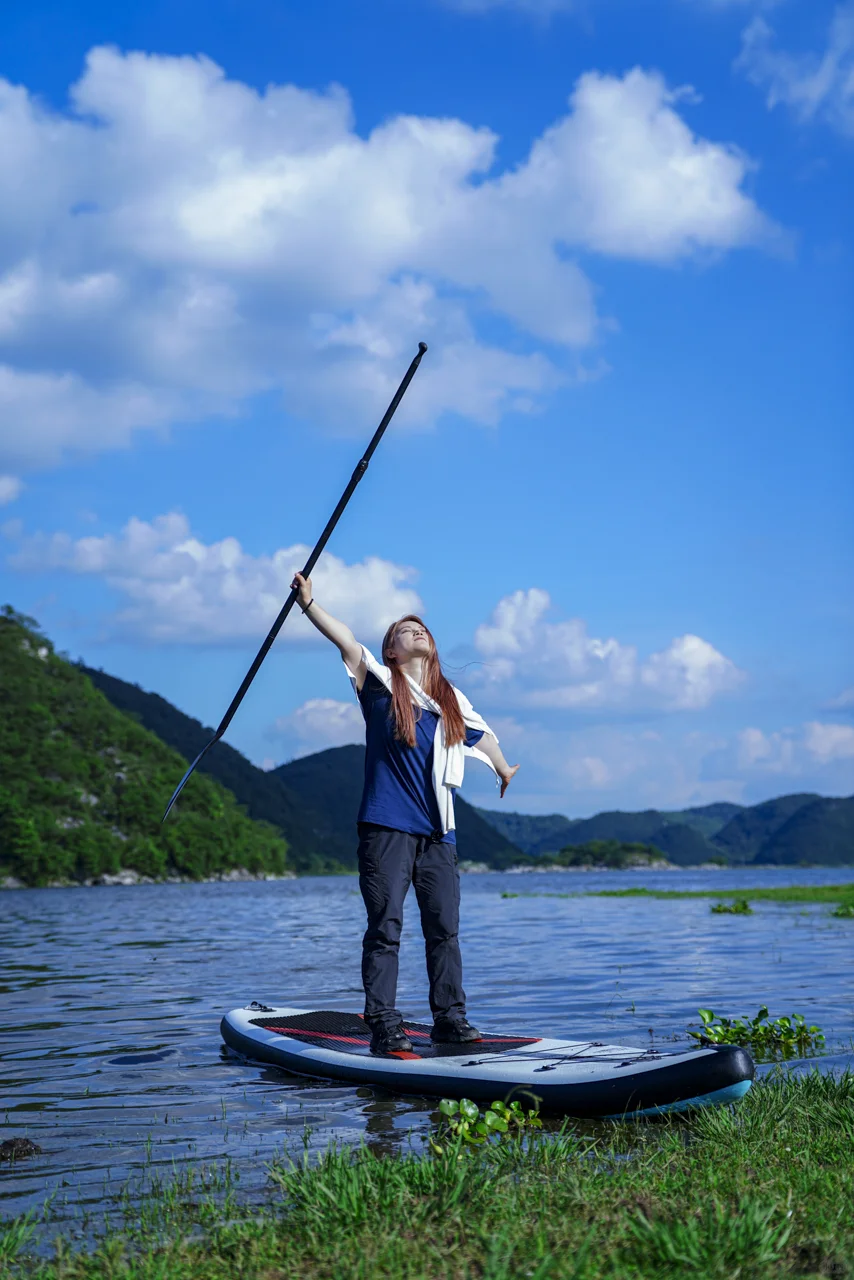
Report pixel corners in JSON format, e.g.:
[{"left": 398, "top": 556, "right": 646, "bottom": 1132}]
[{"left": 221, "top": 1004, "right": 754, "bottom": 1118}]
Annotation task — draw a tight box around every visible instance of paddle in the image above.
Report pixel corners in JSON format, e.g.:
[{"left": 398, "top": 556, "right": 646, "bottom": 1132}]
[{"left": 162, "top": 342, "right": 429, "bottom": 821}]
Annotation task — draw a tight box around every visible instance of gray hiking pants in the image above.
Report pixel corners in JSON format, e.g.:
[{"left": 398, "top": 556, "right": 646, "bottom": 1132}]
[{"left": 356, "top": 823, "right": 466, "bottom": 1028}]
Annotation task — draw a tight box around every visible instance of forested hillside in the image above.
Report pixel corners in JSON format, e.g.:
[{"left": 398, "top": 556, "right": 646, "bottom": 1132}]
[
  {"left": 0, "top": 608, "right": 289, "bottom": 886},
  {"left": 754, "top": 797, "right": 854, "bottom": 865},
  {"left": 274, "top": 746, "right": 525, "bottom": 869},
  {"left": 711, "top": 794, "right": 821, "bottom": 861},
  {"left": 83, "top": 667, "right": 525, "bottom": 870},
  {"left": 82, "top": 664, "right": 346, "bottom": 873},
  {"left": 477, "top": 792, "right": 854, "bottom": 866},
  {"left": 476, "top": 806, "right": 716, "bottom": 865}
]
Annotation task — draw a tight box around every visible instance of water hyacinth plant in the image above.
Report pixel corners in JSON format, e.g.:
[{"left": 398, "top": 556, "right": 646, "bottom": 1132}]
[
  {"left": 710, "top": 899, "right": 753, "bottom": 914},
  {"left": 689, "top": 1006, "right": 825, "bottom": 1057},
  {"left": 428, "top": 1098, "right": 542, "bottom": 1154}
]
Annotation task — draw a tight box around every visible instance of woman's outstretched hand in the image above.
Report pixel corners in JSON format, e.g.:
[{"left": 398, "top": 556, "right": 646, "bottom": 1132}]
[
  {"left": 291, "top": 572, "right": 312, "bottom": 609},
  {"left": 498, "top": 764, "right": 520, "bottom": 799}
]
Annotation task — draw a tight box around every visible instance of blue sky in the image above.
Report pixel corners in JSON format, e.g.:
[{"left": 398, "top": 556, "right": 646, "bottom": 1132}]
[{"left": 1, "top": 0, "right": 851, "bottom": 817}]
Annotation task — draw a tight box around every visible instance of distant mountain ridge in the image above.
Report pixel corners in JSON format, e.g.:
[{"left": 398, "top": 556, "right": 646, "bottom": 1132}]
[
  {"left": 83, "top": 662, "right": 853, "bottom": 869},
  {"left": 475, "top": 792, "right": 854, "bottom": 866},
  {"left": 82, "top": 667, "right": 523, "bottom": 871}
]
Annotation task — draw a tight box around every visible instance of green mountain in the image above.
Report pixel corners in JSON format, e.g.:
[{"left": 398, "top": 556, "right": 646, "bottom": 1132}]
[
  {"left": 477, "top": 793, "right": 854, "bottom": 866},
  {"left": 659, "top": 802, "right": 744, "bottom": 840},
  {"left": 477, "top": 807, "right": 716, "bottom": 866},
  {"left": 82, "top": 667, "right": 525, "bottom": 871},
  {"left": 273, "top": 746, "right": 524, "bottom": 869},
  {"left": 710, "top": 794, "right": 821, "bottom": 863},
  {"left": 470, "top": 809, "right": 582, "bottom": 858},
  {"left": 81, "top": 664, "right": 345, "bottom": 873},
  {"left": 0, "top": 607, "right": 289, "bottom": 886},
  {"left": 754, "top": 797, "right": 854, "bottom": 865}
]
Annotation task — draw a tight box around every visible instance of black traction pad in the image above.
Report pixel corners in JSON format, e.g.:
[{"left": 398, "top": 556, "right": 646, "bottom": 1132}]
[{"left": 249, "top": 1009, "right": 540, "bottom": 1058}]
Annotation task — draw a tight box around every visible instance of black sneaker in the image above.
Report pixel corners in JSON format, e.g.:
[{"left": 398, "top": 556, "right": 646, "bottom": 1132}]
[
  {"left": 430, "top": 1016, "right": 481, "bottom": 1044},
  {"left": 369, "top": 1023, "right": 414, "bottom": 1056}
]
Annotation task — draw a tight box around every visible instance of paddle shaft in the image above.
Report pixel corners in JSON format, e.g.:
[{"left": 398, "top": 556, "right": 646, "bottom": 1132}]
[{"left": 162, "top": 341, "right": 428, "bottom": 821}]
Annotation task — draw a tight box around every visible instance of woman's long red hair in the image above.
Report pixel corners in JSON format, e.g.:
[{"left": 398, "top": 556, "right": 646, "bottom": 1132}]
[{"left": 381, "top": 615, "right": 466, "bottom": 749}]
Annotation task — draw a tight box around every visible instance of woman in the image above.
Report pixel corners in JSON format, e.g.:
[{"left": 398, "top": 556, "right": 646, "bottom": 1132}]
[{"left": 291, "top": 571, "right": 520, "bottom": 1056}]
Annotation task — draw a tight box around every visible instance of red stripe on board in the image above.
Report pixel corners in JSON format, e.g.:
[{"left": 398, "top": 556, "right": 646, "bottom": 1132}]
[
  {"left": 404, "top": 1029, "right": 541, "bottom": 1044},
  {"left": 389, "top": 1051, "right": 421, "bottom": 1060},
  {"left": 265, "top": 1026, "right": 369, "bottom": 1046}
]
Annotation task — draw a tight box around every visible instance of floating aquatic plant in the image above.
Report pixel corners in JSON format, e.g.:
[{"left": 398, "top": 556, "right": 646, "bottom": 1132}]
[
  {"left": 428, "top": 1098, "right": 542, "bottom": 1154},
  {"left": 689, "top": 1006, "right": 825, "bottom": 1057},
  {"left": 831, "top": 903, "right": 854, "bottom": 918},
  {"left": 710, "top": 899, "right": 753, "bottom": 915}
]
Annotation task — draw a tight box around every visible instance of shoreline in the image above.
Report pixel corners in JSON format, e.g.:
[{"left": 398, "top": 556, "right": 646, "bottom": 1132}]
[
  {"left": 3, "top": 1071, "right": 851, "bottom": 1278},
  {"left": 2, "top": 862, "right": 853, "bottom": 890},
  {"left": 0, "top": 866, "right": 298, "bottom": 890}
]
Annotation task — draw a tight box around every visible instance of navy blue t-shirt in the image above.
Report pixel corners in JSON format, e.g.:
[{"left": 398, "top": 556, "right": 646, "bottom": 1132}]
[{"left": 356, "top": 670, "right": 484, "bottom": 845}]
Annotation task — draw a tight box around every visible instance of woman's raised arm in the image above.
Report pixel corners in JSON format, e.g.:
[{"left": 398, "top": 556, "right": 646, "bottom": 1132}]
[{"left": 291, "top": 573, "right": 366, "bottom": 688}]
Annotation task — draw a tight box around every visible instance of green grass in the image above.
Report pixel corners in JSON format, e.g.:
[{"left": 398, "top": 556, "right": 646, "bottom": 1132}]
[
  {"left": 3, "top": 1070, "right": 853, "bottom": 1279},
  {"left": 591, "top": 883, "right": 854, "bottom": 905},
  {"left": 499, "top": 884, "right": 854, "bottom": 908}
]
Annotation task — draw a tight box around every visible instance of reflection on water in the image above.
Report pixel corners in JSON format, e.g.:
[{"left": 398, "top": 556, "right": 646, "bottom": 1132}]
[{"left": 1, "top": 868, "right": 853, "bottom": 1235}]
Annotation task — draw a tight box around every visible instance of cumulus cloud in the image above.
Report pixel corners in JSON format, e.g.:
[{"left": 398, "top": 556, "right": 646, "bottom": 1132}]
[
  {"left": 734, "top": 725, "right": 797, "bottom": 772},
  {"left": 0, "top": 48, "right": 775, "bottom": 473},
  {"left": 825, "top": 686, "right": 854, "bottom": 711},
  {"left": 0, "top": 474, "right": 22, "bottom": 505},
  {"left": 269, "top": 697, "right": 364, "bottom": 757},
  {"left": 471, "top": 587, "right": 744, "bottom": 711},
  {"left": 4, "top": 512, "right": 422, "bottom": 643},
  {"left": 700, "top": 722, "right": 854, "bottom": 789},
  {"left": 460, "top": 715, "right": 743, "bottom": 813},
  {"left": 736, "top": 4, "right": 854, "bottom": 136},
  {"left": 462, "top": 714, "right": 852, "bottom": 816},
  {"left": 803, "top": 720, "right": 854, "bottom": 763}
]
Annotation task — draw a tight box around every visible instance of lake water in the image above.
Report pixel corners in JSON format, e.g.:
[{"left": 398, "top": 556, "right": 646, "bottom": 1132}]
[{"left": 2, "top": 867, "right": 853, "bottom": 1241}]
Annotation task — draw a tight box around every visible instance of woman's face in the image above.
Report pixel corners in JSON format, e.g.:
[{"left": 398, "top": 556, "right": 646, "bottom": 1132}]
[{"left": 388, "top": 620, "right": 432, "bottom": 664}]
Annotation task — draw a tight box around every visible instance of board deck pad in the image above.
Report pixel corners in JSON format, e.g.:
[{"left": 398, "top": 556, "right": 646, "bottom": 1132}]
[{"left": 249, "top": 1010, "right": 540, "bottom": 1059}]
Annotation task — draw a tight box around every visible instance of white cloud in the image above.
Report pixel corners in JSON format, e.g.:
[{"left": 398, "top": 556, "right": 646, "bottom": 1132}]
[
  {"left": 736, "top": 4, "right": 854, "bottom": 136},
  {"left": 462, "top": 715, "right": 743, "bottom": 813},
  {"left": 4, "top": 512, "right": 422, "bottom": 643},
  {"left": 639, "top": 634, "right": 746, "bottom": 710},
  {"left": 803, "top": 720, "right": 854, "bottom": 763},
  {"left": 492, "top": 69, "right": 774, "bottom": 264},
  {"left": 735, "top": 725, "right": 796, "bottom": 772},
  {"left": 825, "top": 686, "right": 854, "bottom": 711},
  {"left": 463, "top": 713, "right": 852, "bottom": 816},
  {"left": 471, "top": 587, "right": 744, "bottom": 711},
  {"left": 0, "top": 474, "right": 22, "bottom": 505},
  {"left": 703, "top": 722, "right": 854, "bottom": 784},
  {"left": 0, "top": 48, "right": 775, "bottom": 473},
  {"left": 269, "top": 697, "right": 364, "bottom": 756}
]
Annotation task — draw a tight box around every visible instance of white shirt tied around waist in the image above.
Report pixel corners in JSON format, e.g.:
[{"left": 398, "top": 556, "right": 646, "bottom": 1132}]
[{"left": 343, "top": 644, "right": 500, "bottom": 835}]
